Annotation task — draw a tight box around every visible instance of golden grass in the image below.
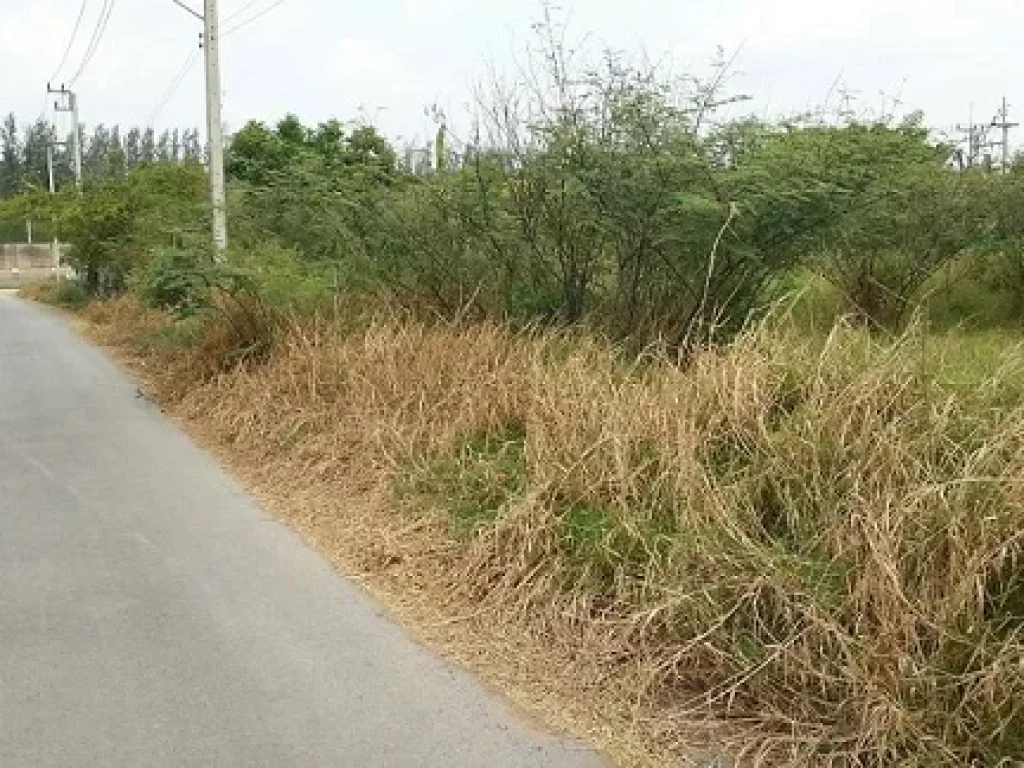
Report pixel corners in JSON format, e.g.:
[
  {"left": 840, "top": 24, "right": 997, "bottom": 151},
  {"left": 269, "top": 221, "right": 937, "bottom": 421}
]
[
  {"left": 16, "top": 279, "right": 59, "bottom": 303},
  {"left": 80, "top": 296, "right": 1024, "bottom": 766}
]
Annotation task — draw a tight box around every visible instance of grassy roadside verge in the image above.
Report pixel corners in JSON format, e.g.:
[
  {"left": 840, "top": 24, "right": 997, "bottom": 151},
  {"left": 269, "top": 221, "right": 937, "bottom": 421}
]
[{"left": 37, "top": 285, "right": 1024, "bottom": 766}]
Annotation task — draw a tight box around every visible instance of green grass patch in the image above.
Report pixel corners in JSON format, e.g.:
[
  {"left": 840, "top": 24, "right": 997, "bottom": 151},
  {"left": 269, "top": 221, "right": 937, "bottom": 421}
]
[
  {"left": 557, "top": 496, "right": 678, "bottom": 591},
  {"left": 398, "top": 420, "right": 527, "bottom": 537}
]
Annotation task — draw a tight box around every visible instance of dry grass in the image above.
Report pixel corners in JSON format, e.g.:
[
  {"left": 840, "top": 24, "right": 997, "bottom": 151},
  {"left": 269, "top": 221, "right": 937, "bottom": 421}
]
[
  {"left": 17, "top": 277, "right": 89, "bottom": 308},
  {"left": 16, "top": 279, "right": 58, "bottom": 303},
  {"left": 80, "top": 296, "right": 1024, "bottom": 766}
]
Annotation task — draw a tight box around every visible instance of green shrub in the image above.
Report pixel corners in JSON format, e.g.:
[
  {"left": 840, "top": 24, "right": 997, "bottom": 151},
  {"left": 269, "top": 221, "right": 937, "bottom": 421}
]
[
  {"left": 138, "top": 247, "right": 215, "bottom": 316},
  {"left": 227, "top": 241, "right": 332, "bottom": 314}
]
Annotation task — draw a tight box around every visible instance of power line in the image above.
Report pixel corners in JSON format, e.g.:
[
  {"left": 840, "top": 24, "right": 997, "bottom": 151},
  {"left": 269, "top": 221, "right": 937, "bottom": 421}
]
[
  {"left": 48, "top": 0, "right": 90, "bottom": 84},
  {"left": 223, "top": 0, "right": 289, "bottom": 36},
  {"left": 147, "top": 47, "right": 201, "bottom": 126},
  {"left": 70, "top": 0, "right": 115, "bottom": 84},
  {"left": 223, "top": 0, "right": 263, "bottom": 24},
  {"left": 170, "top": 0, "right": 204, "bottom": 20},
  {"left": 68, "top": 0, "right": 117, "bottom": 86}
]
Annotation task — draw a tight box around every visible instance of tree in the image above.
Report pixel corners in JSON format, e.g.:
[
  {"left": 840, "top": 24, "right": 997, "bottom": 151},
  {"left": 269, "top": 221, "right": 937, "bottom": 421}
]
[
  {"left": 123, "top": 127, "right": 141, "bottom": 167},
  {"left": 819, "top": 166, "right": 981, "bottom": 326},
  {"left": 1, "top": 114, "right": 21, "bottom": 198},
  {"left": 20, "top": 119, "right": 56, "bottom": 192},
  {"left": 141, "top": 128, "right": 156, "bottom": 164},
  {"left": 749, "top": 119, "right": 960, "bottom": 327},
  {"left": 181, "top": 129, "right": 202, "bottom": 161},
  {"left": 84, "top": 125, "right": 112, "bottom": 179},
  {"left": 156, "top": 130, "right": 172, "bottom": 162}
]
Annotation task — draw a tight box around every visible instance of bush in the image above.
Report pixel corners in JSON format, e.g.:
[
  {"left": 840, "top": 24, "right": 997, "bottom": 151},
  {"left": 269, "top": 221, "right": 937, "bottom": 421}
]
[{"left": 138, "top": 247, "right": 216, "bottom": 316}]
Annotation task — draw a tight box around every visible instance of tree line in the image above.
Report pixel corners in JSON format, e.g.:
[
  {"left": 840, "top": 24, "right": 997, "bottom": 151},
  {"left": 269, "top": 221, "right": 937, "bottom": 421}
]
[
  {"left": 3, "top": 29, "right": 1024, "bottom": 341},
  {"left": 0, "top": 114, "right": 202, "bottom": 198},
  {"left": 0, "top": 114, "right": 202, "bottom": 243}
]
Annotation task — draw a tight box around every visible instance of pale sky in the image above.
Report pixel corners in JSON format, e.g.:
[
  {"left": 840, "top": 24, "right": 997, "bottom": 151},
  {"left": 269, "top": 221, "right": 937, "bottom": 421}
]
[{"left": 2, "top": 0, "right": 1021, "bottom": 149}]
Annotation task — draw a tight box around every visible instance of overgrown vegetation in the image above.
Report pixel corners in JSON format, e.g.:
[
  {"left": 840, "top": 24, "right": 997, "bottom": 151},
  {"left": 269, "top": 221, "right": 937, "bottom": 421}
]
[
  {"left": 8, "top": 21, "right": 1024, "bottom": 336},
  {"left": 9, "top": 10, "right": 1024, "bottom": 765},
  {"left": 74, "top": 297, "right": 1024, "bottom": 766}
]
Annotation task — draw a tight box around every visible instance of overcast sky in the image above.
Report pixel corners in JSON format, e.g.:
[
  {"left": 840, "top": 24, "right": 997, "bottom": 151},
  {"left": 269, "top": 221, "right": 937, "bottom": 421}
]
[{"left": 2, "top": 0, "right": 1022, "bottom": 149}]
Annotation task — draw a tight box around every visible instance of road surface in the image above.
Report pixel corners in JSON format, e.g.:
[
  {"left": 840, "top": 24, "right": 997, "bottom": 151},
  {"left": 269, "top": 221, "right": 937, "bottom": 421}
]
[{"left": 0, "top": 294, "right": 603, "bottom": 768}]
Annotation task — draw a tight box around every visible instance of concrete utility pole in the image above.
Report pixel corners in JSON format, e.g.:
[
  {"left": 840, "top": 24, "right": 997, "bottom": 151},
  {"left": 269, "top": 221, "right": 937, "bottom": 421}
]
[
  {"left": 46, "top": 146, "right": 55, "bottom": 196},
  {"left": 71, "top": 92, "right": 82, "bottom": 191},
  {"left": 46, "top": 144, "right": 61, "bottom": 278},
  {"left": 175, "top": 0, "right": 228, "bottom": 257},
  {"left": 203, "top": 0, "right": 228, "bottom": 258},
  {"left": 48, "top": 84, "right": 82, "bottom": 193},
  {"left": 991, "top": 97, "right": 1018, "bottom": 175}
]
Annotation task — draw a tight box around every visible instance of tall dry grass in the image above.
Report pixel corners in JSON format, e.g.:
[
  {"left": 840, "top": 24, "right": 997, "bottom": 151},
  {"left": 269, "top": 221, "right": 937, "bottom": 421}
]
[{"left": 84, "top": 296, "right": 1024, "bottom": 765}]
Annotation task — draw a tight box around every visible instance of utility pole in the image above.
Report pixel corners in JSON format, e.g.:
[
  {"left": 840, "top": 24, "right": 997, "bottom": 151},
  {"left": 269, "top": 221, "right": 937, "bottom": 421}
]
[
  {"left": 954, "top": 102, "right": 1006, "bottom": 171},
  {"left": 991, "top": 97, "right": 1018, "bottom": 174},
  {"left": 47, "top": 84, "right": 82, "bottom": 193},
  {"left": 175, "top": 0, "right": 228, "bottom": 258},
  {"left": 46, "top": 144, "right": 61, "bottom": 279},
  {"left": 70, "top": 91, "right": 82, "bottom": 191},
  {"left": 46, "top": 146, "right": 56, "bottom": 196},
  {"left": 203, "top": 0, "right": 228, "bottom": 257},
  {"left": 955, "top": 104, "right": 981, "bottom": 169}
]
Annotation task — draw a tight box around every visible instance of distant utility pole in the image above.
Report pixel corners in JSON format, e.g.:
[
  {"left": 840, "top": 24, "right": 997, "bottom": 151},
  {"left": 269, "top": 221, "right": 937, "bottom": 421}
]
[
  {"left": 991, "top": 97, "right": 1018, "bottom": 174},
  {"left": 956, "top": 105, "right": 983, "bottom": 169},
  {"left": 47, "top": 84, "right": 82, "bottom": 193},
  {"left": 837, "top": 85, "right": 859, "bottom": 122},
  {"left": 172, "top": 0, "right": 228, "bottom": 258},
  {"left": 46, "top": 146, "right": 56, "bottom": 196}
]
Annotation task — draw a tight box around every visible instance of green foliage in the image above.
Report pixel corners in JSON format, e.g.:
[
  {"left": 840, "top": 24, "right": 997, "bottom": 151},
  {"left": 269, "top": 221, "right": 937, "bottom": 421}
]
[
  {"left": 138, "top": 248, "right": 216, "bottom": 316},
  {"left": 10, "top": 20, "right": 1024, "bottom": 342},
  {"left": 400, "top": 421, "right": 528, "bottom": 538},
  {"left": 227, "top": 117, "right": 400, "bottom": 278},
  {"left": 0, "top": 113, "right": 202, "bottom": 202},
  {"left": 818, "top": 164, "right": 986, "bottom": 326},
  {"left": 0, "top": 161, "right": 207, "bottom": 294},
  {"left": 53, "top": 280, "right": 90, "bottom": 309},
  {"left": 227, "top": 242, "right": 332, "bottom": 313},
  {"left": 217, "top": 44, "right": 999, "bottom": 344},
  {"left": 227, "top": 116, "right": 396, "bottom": 188}
]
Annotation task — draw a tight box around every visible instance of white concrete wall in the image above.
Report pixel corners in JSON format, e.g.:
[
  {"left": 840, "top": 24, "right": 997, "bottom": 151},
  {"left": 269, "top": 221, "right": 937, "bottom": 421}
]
[{"left": 0, "top": 243, "right": 61, "bottom": 270}]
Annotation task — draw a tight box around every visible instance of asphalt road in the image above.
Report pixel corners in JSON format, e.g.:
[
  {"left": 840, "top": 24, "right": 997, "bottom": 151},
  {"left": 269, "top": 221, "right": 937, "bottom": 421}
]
[{"left": 0, "top": 294, "right": 603, "bottom": 768}]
